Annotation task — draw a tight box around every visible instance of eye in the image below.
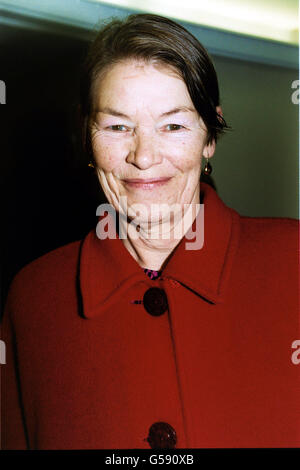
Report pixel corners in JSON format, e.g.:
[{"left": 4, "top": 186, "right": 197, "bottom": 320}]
[
  {"left": 165, "top": 124, "right": 184, "bottom": 131},
  {"left": 108, "top": 125, "right": 128, "bottom": 132}
]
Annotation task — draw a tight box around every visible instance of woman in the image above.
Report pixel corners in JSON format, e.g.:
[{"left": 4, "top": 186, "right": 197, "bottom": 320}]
[{"left": 1, "top": 14, "right": 299, "bottom": 450}]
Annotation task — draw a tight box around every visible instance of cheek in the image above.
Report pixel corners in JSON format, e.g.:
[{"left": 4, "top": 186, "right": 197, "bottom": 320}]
[
  {"left": 92, "top": 137, "right": 125, "bottom": 173},
  {"left": 167, "top": 139, "right": 203, "bottom": 172}
]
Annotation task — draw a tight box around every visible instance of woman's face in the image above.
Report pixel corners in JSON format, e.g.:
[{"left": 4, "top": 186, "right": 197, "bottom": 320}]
[{"left": 91, "top": 59, "right": 215, "bottom": 224}]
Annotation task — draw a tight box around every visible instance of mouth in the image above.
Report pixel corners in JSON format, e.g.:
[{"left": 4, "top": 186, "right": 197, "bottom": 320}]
[{"left": 122, "top": 177, "right": 172, "bottom": 190}]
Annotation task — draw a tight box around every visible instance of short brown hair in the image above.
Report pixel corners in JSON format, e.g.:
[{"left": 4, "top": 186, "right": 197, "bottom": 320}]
[{"left": 79, "top": 13, "right": 229, "bottom": 159}]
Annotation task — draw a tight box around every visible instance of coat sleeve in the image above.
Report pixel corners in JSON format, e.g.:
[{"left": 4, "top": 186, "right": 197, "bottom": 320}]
[{"left": 1, "top": 286, "right": 29, "bottom": 449}]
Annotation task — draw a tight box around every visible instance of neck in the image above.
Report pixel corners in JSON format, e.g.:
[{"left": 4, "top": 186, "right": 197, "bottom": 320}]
[
  {"left": 119, "top": 189, "right": 201, "bottom": 271},
  {"left": 121, "top": 228, "right": 182, "bottom": 271}
]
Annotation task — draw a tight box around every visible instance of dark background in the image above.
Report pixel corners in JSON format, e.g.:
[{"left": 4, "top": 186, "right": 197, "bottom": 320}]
[{"left": 0, "top": 22, "right": 105, "bottom": 312}]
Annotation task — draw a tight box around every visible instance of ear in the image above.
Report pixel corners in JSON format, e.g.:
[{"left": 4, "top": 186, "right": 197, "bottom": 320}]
[
  {"left": 203, "top": 105, "right": 223, "bottom": 158},
  {"left": 203, "top": 139, "right": 216, "bottom": 159},
  {"left": 216, "top": 105, "right": 223, "bottom": 118}
]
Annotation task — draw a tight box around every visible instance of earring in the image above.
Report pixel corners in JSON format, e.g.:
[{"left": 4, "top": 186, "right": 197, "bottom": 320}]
[
  {"left": 202, "top": 157, "right": 212, "bottom": 175},
  {"left": 88, "top": 161, "right": 95, "bottom": 168}
]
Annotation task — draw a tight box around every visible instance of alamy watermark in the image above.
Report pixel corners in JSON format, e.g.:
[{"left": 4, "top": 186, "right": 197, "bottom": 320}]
[
  {"left": 0, "top": 339, "right": 6, "bottom": 364},
  {"left": 291, "top": 339, "right": 300, "bottom": 365},
  {"left": 291, "top": 79, "right": 299, "bottom": 104},
  {"left": 95, "top": 199, "right": 205, "bottom": 250},
  {"left": 0, "top": 80, "right": 6, "bottom": 104}
]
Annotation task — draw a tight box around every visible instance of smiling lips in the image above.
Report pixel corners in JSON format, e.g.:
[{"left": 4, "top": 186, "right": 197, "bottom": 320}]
[{"left": 122, "top": 177, "right": 172, "bottom": 189}]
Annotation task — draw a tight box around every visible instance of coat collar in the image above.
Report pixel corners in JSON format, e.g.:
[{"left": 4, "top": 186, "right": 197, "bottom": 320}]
[{"left": 79, "top": 182, "right": 240, "bottom": 319}]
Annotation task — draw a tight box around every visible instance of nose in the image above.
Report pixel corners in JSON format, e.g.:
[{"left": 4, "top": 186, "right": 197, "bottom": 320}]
[{"left": 126, "top": 129, "right": 162, "bottom": 170}]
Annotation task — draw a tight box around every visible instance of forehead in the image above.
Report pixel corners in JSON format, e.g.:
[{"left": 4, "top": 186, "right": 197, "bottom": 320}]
[{"left": 95, "top": 59, "right": 194, "bottom": 110}]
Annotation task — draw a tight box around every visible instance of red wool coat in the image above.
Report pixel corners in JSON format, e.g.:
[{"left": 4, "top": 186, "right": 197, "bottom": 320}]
[{"left": 1, "top": 182, "right": 299, "bottom": 449}]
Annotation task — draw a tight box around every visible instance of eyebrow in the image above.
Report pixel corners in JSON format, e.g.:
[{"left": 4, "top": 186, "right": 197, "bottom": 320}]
[
  {"left": 97, "top": 106, "right": 196, "bottom": 119},
  {"left": 161, "top": 106, "right": 196, "bottom": 117}
]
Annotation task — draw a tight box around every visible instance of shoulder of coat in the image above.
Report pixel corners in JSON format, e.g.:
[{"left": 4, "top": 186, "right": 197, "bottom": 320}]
[
  {"left": 238, "top": 215, "right": 299, "bottom": 251},
  {"left": 4, "top": 238, "right": 82, "bottom": 314}
]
